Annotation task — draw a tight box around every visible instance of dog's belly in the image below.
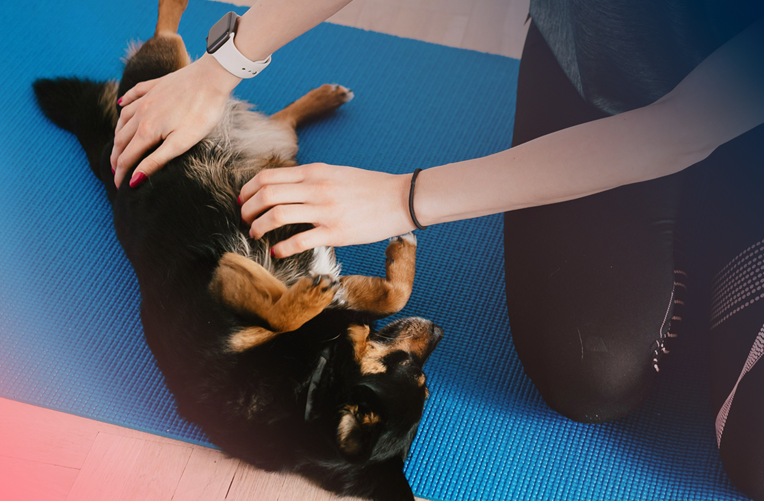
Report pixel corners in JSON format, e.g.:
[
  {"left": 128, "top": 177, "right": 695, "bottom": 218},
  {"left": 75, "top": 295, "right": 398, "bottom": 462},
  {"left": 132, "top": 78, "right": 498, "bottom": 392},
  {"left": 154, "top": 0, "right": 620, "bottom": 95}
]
[
  {"left": 221, "top": 99, "right": 299, "bottom": 162},
  {"left": 181, "top": 99, "right": 342, "bottom": 290},
  {"left": 184, "top": 99, "right": 298, "bottom": 196}
]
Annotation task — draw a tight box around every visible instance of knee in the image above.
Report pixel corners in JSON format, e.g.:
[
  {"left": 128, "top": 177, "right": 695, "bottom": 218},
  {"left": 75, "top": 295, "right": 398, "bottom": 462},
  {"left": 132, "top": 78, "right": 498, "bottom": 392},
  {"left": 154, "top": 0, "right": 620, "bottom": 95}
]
[
  {"left": 720, "top": 432, "right": 764, "bottom": 500},
  {"left": 534, "top": 351, "right": 656, "bottom": 424}
]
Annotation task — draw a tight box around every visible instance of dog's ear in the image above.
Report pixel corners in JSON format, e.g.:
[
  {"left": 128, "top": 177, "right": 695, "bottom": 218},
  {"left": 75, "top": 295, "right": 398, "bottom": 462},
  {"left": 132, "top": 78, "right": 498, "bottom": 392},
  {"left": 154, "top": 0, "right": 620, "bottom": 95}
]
[{"left": 336, "top": 385, "right": 384, "bottom": 461}]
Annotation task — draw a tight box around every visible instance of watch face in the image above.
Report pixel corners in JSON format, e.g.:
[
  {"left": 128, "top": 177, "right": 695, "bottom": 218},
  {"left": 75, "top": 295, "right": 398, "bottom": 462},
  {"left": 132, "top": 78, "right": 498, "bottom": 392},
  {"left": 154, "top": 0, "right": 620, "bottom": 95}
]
[{"left": 207, "top": 11, "right": 238, "bottom": 53}]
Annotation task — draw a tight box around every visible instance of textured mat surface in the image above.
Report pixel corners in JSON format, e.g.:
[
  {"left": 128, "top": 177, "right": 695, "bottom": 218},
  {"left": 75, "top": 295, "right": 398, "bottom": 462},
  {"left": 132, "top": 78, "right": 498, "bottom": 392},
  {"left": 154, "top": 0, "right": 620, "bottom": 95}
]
[{"left": 0, "top": 0, "right": 747, "bottom": 499}]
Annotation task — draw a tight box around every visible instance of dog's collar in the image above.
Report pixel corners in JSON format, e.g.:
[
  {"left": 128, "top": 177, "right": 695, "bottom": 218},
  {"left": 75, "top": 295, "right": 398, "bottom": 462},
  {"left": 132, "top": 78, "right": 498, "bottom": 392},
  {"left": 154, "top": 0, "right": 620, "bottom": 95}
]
[{"left": 304, "top": 344, "right": 333, "bottom": 422}]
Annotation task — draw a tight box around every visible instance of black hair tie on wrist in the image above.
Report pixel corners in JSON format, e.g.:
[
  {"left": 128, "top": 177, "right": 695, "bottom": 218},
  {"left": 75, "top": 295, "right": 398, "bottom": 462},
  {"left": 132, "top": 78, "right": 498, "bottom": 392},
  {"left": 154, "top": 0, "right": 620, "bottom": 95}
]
[{"left": 409, "top": 168, "right": 428, "bottom": 230}]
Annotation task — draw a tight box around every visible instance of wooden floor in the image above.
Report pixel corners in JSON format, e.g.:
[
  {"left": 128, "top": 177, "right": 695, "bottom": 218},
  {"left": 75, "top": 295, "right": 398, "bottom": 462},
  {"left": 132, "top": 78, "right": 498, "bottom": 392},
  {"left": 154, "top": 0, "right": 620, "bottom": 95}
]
[
  {"left": 0, "top": 397, "right": 367, "bottom": 501},
  {"left": 0, "top": 1, "right": 529, "bottom": 500}
]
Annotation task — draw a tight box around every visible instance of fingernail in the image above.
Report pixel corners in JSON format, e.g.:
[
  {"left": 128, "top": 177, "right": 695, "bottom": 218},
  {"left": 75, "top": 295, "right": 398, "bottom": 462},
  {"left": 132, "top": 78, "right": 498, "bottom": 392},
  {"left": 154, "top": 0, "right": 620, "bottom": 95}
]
[
  {"left": 129, "top": 171, "right": 147, "bottom": 188},
  {"left": 111, "top": 166, "right": 115, "bottom": 175},
  {"left": 236, "top": 195, "right": 242, "bottom": 206},
  {"left": 117, "top": 96, "right": 123, "bottom": 106},
  {"left": 270, "top": 248, "right": 276, "bottom": 258}
]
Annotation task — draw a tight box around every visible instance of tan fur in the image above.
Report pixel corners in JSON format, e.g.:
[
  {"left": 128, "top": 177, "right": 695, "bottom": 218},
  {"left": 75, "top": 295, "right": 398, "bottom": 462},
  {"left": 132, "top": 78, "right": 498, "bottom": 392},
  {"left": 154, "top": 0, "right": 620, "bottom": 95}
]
[
  {"left": 211, "top": 253, "right": 339, "bottom": 352},
  {"left": 228, "top": 326, "right": 279, "bottom": 353},
  {"left": 348, "top": 318, "right": 433, "bottom": 375},
  {"left": 337, "top": 411, "right": 360, "bottom": 454},
  {"left": 340, "top": 235, "right": 417, "bottom": 315},
  {"left": 272, "top": 84, "right": 354, "bottom": 129},
  {"left": 395, "top": 320, "right": 433, "bottom": 360},
  {"left": 155, "top": 0, "right": 189, "bottom": 37},
  {"left": 348, "top": 325, "right": 386, "bottom": 374},
  {"left": 337, "top": 404, "right": 381, "bottom": 454},
  {"left": 99, "top": 81, "right": 119, "bottom": 130},
  {"left": 210, "top": 253, "right": 286, "bottom": 320}
]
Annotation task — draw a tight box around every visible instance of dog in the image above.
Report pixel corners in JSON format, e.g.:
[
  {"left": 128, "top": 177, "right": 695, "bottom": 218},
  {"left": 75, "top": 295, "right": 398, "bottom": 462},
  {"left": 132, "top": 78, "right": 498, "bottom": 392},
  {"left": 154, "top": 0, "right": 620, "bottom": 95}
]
[{"left": 32, "top": 1, "right": 442, "bottom": 499}]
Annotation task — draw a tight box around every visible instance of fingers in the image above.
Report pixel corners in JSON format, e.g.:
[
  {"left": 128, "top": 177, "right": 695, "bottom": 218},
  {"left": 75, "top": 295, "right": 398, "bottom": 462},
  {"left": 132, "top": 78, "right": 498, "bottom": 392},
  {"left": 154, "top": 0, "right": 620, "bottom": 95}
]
[
  {"left": 239, "top": 166, "right": 307, "bottom": 203},
  {"left": 240, "top": 183, "right": 314, "bottom": 223},
  {"left": 114, "top": 100, "right": 138, "bottom": 138},
  {"left": 129, "top": 135, "right": 192, "bottom": 187},
  {"left": 117, "top": 79, "right": 157, "bottom": 107},
  {"left": 110, "top": 101, "right": 139, "bottom": 173},
  {"left": 272, "top": 227, "right": 332, "bottom": 259},
  {"left": 110, "top": 79, "right": 164, "bottom": 186},
  {"left": 111, "top": 115, "right": 140, "bottom": 171},
  {"left": 248, "top": 203, "right": 320, "bottom": 240},
  {"left": 113, "top": 119, "right": 163, "bottom": 187}
]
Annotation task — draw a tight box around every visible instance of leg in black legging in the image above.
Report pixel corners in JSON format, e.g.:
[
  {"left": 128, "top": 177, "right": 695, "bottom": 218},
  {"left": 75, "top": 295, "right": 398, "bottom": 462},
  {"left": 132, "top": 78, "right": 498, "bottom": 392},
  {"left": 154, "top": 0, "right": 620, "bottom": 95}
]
[
  {"left": 706, "top": 124, "right": 764, "bottom": 501},
  {"left": 504, "top": 22, "right": 687, "bottom": 423}
]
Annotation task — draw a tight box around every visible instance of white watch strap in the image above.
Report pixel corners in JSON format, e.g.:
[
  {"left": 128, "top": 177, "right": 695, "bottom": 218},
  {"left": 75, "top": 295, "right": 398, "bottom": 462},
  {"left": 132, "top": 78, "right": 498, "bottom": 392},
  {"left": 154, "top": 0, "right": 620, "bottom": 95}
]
[{"left": 211, "top": 32, "right": 271, "bottom": 79}]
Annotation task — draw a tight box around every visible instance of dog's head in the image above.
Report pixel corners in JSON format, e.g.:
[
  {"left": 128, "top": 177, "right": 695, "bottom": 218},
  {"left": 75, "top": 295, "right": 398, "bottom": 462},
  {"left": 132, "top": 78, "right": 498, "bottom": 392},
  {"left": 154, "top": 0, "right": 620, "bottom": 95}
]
[{"left": 321, "top": 317, "right": 443, "bottom": 499}]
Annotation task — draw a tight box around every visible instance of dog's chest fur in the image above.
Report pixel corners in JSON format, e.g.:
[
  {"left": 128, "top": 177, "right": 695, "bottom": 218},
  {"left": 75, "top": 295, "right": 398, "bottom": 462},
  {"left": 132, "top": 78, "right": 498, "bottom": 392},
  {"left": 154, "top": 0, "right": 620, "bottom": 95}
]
[{"left": 184, "top": 98, "right": 342, "bottom": 288}]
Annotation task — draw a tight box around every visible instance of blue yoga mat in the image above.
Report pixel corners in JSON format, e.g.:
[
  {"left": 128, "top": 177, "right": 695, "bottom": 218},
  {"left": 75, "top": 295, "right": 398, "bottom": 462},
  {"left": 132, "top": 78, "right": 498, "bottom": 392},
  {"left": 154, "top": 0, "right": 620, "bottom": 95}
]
[{"left": 0, "top": 0, "right": 746, "bottom": 499}]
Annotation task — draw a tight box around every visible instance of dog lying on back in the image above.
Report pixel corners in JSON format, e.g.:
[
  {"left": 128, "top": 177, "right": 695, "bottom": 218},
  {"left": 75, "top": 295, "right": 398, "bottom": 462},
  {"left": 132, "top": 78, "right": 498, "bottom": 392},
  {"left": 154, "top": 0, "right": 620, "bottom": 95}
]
[{"left": 33, "top": 1, "right": 442, "bottom": 499}]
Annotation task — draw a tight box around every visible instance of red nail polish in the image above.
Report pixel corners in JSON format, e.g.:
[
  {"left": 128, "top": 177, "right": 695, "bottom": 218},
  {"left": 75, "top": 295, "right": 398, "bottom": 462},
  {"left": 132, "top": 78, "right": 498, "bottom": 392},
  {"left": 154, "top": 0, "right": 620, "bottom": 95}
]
[
  {"left": 270, "top": 248, "right": 276, "bottom": 258},
  {"left": 111, "top": 166, "right": 115, "bottom": 175},
  {"left": 129, "top": 171, "right": 147, "bottom": 188},
  {"left": 237, "top": 195, "right": 242, "bottom": 206},
  {"left": 117, "top": 97, "right": 123, "bottom": 106}
]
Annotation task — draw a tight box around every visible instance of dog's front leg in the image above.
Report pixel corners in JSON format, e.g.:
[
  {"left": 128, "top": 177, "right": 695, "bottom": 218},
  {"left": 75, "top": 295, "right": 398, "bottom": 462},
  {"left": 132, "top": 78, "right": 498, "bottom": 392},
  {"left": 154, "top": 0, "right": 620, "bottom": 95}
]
[
  {"left": 339, "top": 233, "right": 417, "bottom": 316},
  {"left": 210, "top": 253, "right": 339, "bottom": 352}
]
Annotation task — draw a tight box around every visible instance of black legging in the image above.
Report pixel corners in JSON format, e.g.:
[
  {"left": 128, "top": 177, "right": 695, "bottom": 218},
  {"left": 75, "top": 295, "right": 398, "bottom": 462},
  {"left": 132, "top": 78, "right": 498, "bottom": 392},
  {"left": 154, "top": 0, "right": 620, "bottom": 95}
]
[{"left": 504, "top": 22, "right": 764, "bottom": 499}]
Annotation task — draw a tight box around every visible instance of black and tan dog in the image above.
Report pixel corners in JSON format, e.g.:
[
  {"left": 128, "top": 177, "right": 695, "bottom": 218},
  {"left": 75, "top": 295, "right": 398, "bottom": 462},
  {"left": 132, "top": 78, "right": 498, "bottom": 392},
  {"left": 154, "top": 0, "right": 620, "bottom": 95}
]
[{"left": 33, "top": 1, "right": 442, "bottom": 499}]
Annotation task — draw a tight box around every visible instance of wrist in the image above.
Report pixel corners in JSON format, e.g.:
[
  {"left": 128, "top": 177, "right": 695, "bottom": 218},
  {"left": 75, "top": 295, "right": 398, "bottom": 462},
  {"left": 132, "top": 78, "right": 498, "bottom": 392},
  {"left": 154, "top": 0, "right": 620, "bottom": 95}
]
[
  {"left": 234, "top": 13, "right": 277, "bottom": 62},
  {"left": 408, "top": 168, "right": 436, "bottom": 228},
  {"left": 198, "top": 52, "right": 242, "bottom": 96},
  {"left": 391, "top": 173, "right": 417, "bottom": 233}
]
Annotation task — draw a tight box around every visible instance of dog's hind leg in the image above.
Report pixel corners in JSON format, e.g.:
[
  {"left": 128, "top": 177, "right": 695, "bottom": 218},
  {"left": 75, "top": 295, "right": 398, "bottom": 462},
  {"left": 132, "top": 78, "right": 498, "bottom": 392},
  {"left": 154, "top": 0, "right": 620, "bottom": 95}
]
[
  {"left": 156, "top": 0, "right": 189, "bottom": 37},
  {"left": 117, "top": 0, "right": 191, "bottom": 98},
  {"left": 210, "top": 253, "right": 340, "bottom": 352},
  {"left": 339, "top": 233, "right": 417, "bottom": 317},
  {"left": 271, "top": 84, "right": 354, "bottom": 129}
]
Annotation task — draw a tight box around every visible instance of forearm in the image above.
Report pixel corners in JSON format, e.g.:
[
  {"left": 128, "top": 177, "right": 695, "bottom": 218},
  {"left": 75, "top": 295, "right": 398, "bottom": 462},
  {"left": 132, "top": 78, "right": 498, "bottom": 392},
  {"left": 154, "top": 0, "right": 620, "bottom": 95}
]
[
  {"left": 189, "top": 0, "right": 354, "bottom": 108},
  {"left": 414, "top": 100, "right": 706, "bottom": 225},
  {"left": 235, "top": 0, "right": 353, "bottom": 61},
  {"left": 414, "top": 18, "right": 764, "bottom": 226}
]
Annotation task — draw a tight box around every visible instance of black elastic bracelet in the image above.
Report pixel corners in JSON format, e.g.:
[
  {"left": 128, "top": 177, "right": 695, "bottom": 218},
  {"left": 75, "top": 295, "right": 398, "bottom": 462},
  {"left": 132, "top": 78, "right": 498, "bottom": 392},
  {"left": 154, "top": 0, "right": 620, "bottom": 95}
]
[{"left": 408, "top": 168, "right": 428, "bottom": 230}]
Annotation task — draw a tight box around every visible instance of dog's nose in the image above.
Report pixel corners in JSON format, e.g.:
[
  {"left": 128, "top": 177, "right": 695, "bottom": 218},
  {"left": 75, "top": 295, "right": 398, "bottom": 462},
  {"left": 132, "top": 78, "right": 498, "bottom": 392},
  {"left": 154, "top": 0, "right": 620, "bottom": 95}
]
[{"left": 430, "top": 323, "right": 444, "bottom": 348}]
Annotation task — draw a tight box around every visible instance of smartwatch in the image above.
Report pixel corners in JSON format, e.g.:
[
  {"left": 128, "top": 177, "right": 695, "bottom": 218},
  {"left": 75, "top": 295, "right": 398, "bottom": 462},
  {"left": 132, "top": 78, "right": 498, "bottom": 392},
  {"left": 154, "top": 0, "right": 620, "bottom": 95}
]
[{"left": 206, "top": 12, "right": 272, "bottom": 79}]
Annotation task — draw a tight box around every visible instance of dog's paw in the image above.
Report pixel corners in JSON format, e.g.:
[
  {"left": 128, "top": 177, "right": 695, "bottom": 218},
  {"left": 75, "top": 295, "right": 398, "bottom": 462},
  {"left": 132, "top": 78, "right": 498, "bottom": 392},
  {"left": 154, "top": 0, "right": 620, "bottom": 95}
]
[
  {"left": 392, "top": 232, "right": 416, "bottom": 246},
  {"left": 311, "top": 273, "right": 340, "bottom": 293},
  {"left": 291, "top": 274, "right": 339, "bottom": 303},
  {"left": 332, "top": 84, "right": 354, "bottom": 103},
  {"left": 311, "top": 83, "right": 354, "bottom": 109},
  {"left": 385, "top": 233, "right": 417, "bottom": 268}
]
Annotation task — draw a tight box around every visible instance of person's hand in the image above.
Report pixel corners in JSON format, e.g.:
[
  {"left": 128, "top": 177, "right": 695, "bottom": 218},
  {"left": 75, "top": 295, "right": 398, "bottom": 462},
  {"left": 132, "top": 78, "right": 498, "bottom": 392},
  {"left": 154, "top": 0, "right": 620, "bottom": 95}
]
[
  {"left": 239, "top": 163, "right": 416, "bottom": 258},
  {"left": 111, "top": 54, "right": 241, "bottom": 188}
]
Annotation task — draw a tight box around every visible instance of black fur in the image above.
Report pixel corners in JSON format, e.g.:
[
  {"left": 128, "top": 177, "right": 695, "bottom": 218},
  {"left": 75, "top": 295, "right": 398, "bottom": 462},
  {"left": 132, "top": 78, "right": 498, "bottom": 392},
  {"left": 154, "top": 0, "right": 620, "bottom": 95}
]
[
  {"left": 32, "top": 42, "right": 441, "bottom": 501},
  {"left": 33, "top": 78, "right": 116, "bottom": 174}
]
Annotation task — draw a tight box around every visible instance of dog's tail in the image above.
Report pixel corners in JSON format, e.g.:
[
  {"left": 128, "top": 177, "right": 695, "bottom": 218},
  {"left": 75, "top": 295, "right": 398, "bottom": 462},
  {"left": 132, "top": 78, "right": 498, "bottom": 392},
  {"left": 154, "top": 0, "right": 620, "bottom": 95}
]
[{"left": 33, "top": 78, "right": 118, "bottom": 180}]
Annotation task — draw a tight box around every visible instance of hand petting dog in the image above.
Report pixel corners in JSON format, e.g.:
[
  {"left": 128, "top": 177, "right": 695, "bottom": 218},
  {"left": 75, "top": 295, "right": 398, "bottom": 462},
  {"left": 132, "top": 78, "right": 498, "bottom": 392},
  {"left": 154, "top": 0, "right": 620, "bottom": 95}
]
[
  {"left": 239, "top": 164, "right": 415, "bottom": 258},
  {"left": 111, "top": 54, "right": 239, "bottom": 189}
]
